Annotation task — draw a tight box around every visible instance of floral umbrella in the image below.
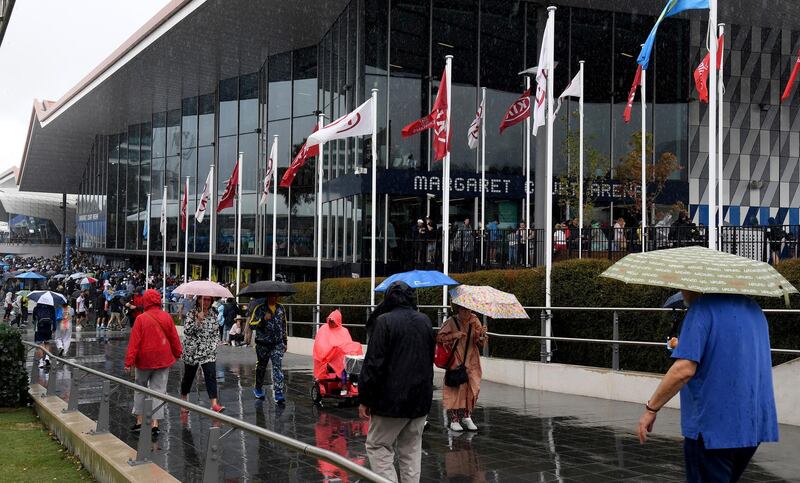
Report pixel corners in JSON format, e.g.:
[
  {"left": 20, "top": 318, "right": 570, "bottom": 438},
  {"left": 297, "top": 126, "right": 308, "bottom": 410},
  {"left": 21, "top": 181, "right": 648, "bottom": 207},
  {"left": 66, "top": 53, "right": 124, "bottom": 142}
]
[
  {"left": 448, "top": 285, "right": 529, "bottom": 319},
  {"left": 600, "top": 246, "right": 797, "bottom": 299}
]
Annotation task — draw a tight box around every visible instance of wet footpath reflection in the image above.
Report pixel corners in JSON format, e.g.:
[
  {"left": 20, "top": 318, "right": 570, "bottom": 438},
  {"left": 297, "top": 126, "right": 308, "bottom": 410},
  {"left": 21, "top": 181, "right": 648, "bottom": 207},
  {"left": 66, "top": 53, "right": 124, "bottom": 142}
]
[{"left": 30, "top": 332, "right": 799, "bottom": 482}]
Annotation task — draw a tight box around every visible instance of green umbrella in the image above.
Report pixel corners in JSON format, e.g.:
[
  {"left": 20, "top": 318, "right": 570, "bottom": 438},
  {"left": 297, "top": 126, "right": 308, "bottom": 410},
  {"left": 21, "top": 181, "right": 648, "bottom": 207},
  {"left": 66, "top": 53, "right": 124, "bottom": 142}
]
[{"left": 600, "top": 246, "right": 797, "bottom": 300}]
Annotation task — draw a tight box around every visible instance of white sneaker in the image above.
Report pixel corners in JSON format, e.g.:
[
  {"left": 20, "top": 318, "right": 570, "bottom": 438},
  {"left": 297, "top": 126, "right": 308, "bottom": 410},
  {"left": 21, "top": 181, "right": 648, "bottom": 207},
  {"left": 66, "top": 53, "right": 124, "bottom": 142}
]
[
  {"left": 38, "top": 359, "right": 46, "bottom": 368},
  {"left": 449, "top": 421, "right": 464, "bottom": 432},
  {"left": 461, "top": 417, "right": 478, "bottom": 431}
]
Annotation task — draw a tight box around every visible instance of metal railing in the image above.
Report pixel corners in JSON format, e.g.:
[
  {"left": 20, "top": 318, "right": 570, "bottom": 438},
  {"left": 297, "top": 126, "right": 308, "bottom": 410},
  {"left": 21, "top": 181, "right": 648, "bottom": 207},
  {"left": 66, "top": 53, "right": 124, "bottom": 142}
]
[
  {"left": 362, "top": 224, "right": 800, "bottom": 273},
  {"left": 22, "top": 340, "right": 390, "bottom": 483},
  {"left": 279, "top": 303, "right": 800, "bottom": 371}
]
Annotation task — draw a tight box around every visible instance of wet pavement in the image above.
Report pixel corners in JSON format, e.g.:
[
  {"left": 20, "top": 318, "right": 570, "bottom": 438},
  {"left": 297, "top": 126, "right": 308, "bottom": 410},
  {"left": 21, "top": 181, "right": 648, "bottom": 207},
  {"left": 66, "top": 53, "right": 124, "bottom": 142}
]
[{"left": 29, "top": 329, "right": 800, "bottom": 482}]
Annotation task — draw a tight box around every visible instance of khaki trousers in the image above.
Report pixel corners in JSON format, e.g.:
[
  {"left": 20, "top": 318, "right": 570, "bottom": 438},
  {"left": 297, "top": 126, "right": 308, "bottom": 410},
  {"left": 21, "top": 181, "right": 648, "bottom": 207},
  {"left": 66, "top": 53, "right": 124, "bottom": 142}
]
[{"left": 365, "top": 414, "right": 427, "bottom": 483}]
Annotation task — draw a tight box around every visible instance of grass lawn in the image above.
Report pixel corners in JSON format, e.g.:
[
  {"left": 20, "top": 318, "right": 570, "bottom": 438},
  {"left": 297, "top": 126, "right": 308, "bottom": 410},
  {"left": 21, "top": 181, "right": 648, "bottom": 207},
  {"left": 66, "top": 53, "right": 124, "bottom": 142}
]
[{"left": 0, "top": 407, "right": 94, "bottom": 482}]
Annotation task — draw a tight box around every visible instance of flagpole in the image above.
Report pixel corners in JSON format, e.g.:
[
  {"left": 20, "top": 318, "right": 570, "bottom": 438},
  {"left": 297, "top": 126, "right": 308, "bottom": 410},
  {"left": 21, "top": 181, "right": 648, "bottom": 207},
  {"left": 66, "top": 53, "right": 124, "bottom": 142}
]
[
  {"left": 525, "top": 75, "right": 531, "bottom": 267},
  {"left": 271, "top": 135, "right": 279, "bottom": 281},
  {"left": 708, "top": 0, "right": 718, "bottom": 249},
  {"left": 208, "top": 164, "right": 214, "bottom": 281},
  {"left": 480, "top": 86, "right": 486, "bottom": 266},
  {"left": 236, "top": 152, "right": 243, "bottom": 297},
  {"left": 544, "top": 6, "right": 556, "bottom": 362},
  {"left": 641, "top": 66, "right": 647, "bottom": 252},
  {"left": 184, "top": 176, "right": 189, "bottom": 284},
  {"left": 145, "top": 193, "right": 151, "bottom": 289},
  {"left": 717, "top": 23, "right": 725, "bottom": 249},
  {"left": 370, "top": 89, "right": 378, "bottom": 308},
  {"left": 442, "top": 55, "right": 453, "bottom": 310},
  {"left": 315, "top": 114, "right": 324, "bottom": 326},
  {"left": 578, "top": 60, "right": 585, "bottom": 259},
  {"left": 162, "top": 185, "right": 167, "bottom": 309}
]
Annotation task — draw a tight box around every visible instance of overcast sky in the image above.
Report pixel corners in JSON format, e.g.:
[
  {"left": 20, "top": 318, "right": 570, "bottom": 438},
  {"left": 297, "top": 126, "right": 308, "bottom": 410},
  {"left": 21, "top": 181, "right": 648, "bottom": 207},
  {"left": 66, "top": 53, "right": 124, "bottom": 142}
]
[{"left": 0, "top": 0, "right": 169, "bottom": 176}]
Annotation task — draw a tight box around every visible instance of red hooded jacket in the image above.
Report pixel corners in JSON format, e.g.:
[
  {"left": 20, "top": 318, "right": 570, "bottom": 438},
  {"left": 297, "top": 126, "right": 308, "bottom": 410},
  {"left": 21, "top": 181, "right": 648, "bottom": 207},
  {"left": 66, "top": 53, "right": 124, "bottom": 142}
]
[{"left": 124, "top": 289, "right": 182, "bottom": 370}]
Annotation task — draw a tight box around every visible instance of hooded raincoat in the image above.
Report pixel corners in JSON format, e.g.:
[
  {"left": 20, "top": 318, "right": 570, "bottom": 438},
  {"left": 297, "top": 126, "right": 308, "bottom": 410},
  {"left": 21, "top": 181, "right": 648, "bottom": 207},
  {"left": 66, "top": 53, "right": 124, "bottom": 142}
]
[
  {"left": 125, "top": 289, "right": 183, "bottom": 369},
  {"left": 312, "top": 309, "right": 363, "bottom": 380}
]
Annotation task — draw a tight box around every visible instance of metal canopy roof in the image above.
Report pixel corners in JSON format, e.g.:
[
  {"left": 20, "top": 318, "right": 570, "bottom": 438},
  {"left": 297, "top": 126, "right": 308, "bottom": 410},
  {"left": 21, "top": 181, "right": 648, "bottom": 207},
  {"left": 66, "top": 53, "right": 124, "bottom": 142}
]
[{"left": 19, "top": 0, "right": 347, "bottom": 194}]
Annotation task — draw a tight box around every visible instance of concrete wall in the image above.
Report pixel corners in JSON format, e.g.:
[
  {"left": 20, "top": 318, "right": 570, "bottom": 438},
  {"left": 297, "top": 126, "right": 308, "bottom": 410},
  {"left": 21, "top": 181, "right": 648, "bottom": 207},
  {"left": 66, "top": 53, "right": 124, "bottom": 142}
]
[{"left": 288, "top": 336, "right": 800, "bottom": 427}]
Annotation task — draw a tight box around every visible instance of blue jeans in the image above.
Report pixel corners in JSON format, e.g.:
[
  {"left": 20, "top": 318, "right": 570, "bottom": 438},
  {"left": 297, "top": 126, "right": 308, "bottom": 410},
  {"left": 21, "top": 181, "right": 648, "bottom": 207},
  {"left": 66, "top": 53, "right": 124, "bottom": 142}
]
[
  {"left": 684, "top": 437, "right": 757, "bottom": 483},
  {"left": 255, "top": 344, "right": 285, "bottom": 393}
]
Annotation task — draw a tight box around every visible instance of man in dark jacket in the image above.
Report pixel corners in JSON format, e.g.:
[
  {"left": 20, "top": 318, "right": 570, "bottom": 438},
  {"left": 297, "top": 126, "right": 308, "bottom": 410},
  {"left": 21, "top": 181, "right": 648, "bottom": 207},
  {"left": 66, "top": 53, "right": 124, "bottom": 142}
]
[{"left": 359, "top": 281, "right": 434, "bottom": 483}]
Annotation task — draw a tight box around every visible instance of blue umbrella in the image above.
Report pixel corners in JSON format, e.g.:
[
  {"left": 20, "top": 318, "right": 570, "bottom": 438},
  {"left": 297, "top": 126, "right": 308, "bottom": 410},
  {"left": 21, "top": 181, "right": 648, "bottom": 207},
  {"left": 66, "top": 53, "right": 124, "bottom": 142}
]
[
  {"left": 374, "top": 270, "right": 459, "bottom": 292},
  {"left": 15, "top": 272, "right": 45, "bottom": 280}
]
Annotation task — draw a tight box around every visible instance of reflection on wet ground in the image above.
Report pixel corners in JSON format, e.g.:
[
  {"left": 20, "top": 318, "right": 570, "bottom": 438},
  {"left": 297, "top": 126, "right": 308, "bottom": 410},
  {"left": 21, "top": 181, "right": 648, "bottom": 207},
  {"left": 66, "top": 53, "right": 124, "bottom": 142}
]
[{"left": 31, "top": 331, "right": 799, "bottom": 482}]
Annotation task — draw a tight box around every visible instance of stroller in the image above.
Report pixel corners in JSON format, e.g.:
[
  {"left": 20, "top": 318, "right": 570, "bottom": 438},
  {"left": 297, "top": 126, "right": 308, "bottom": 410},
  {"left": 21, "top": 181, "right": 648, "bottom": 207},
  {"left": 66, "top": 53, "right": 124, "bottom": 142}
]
[{"left": 311, "top": 310, "right": 364, "bottom": 407}]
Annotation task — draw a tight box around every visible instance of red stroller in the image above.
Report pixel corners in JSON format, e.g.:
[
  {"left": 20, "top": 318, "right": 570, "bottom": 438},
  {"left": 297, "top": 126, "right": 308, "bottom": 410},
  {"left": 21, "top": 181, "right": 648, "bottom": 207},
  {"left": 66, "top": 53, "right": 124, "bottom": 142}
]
[{"left": 311, "top": 310, "right": 364, "bottom": 406}]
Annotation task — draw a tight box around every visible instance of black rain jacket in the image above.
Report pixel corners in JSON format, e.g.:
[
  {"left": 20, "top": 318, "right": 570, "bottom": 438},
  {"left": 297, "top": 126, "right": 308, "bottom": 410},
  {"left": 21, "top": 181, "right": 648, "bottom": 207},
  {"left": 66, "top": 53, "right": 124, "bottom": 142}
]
[{"left": 359, "top": 282, "right": 434, "bottom": 419}]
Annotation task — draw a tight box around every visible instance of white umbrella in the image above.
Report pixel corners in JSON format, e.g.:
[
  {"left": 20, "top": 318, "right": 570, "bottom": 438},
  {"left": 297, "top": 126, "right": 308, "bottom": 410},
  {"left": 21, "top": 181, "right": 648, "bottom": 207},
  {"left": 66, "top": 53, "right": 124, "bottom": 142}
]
[{"left": 28, "top": 290, "right": 68, "bottom": 306}]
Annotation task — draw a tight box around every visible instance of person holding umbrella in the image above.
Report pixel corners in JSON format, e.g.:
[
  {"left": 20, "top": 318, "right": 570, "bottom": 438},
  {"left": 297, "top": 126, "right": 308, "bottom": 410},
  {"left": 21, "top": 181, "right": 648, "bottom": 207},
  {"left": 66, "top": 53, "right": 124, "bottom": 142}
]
[
  {"left": 54, "top": 300, "right": 74, "bottom": 357},
  {"left": 437, "top": 304, "right": 487, "bottom": 432},
  {"left": 240, "top": 281, "right": 296, "bottom": 403},
  {"left": 179, "top": 295, "right": 225, "bottom": 414},
  {"left": 601, "top": 246, "right": 786, "bottom": 482}
]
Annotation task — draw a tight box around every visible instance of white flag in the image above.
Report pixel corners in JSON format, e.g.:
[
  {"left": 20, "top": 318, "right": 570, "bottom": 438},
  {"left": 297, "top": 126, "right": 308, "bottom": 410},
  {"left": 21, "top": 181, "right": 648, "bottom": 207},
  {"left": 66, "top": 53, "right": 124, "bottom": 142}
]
[
  {"left": 532, "top": 15, "right": 554, "bottom": 137},
  {"left": 555, "top": 66, "right": 583, "bottom": 116},
  {"left": 306, "top": 97, "right": 374, "bottom": 147},
  {"left": 159, "top": 192, "right": 167, "bottom": 236},
  {"left": 260, "top": 139, "right": 277, "bottom": 206},
  {"left": 195, "top": 168, "right": 213, "bottom": 223},
  {"left": 467, "top": 97, "right": 484, "bottom": 150}
]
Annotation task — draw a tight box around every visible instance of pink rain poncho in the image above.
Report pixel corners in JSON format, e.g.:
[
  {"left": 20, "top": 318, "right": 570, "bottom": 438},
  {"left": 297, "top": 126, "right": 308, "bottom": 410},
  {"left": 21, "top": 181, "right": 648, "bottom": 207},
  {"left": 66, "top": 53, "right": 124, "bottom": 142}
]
[{"left": 312, "top": 309, "right": 363, "bottom": 380}]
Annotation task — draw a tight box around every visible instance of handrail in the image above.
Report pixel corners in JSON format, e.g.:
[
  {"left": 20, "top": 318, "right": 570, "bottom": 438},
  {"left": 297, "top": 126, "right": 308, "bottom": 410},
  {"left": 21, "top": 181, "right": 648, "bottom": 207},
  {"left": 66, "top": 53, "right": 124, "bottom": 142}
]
[
  {"left": 23, "top": 341, "right": 391, "bottom": 483},
  {"left": 280, "top": 302, "right": 800, "bottom": 314}
]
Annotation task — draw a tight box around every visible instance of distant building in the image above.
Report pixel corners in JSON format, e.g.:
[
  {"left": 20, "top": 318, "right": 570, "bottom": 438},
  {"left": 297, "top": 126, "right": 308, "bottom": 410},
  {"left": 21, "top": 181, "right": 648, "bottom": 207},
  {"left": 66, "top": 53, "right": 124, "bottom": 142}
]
[
  {"left": 16, "top": 1, "right": 800, "bottom": 279},
  {"left": 0, "top": 167, "right": 75, "bottom": 257}
]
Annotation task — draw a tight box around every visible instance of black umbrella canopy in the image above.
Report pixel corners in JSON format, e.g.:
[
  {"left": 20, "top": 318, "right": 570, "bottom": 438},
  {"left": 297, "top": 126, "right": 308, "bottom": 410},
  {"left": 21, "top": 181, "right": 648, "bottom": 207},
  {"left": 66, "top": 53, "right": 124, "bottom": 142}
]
[{"left": 238, "top": 281, "right": 297, "bottom": 298}]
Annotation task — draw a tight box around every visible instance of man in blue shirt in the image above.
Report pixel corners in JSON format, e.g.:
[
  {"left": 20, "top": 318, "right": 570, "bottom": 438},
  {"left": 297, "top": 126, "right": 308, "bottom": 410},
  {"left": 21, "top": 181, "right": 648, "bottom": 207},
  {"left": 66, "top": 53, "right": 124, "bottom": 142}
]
[{"left": 637, "top": 291, "right": 779, "bottom": 482}]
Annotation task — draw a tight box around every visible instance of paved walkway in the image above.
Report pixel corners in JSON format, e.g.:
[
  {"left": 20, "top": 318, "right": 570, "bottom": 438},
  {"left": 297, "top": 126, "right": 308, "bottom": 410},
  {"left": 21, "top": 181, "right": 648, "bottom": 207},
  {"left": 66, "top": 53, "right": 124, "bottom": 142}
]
[{"left": 29, "top": 329, "right": 800, "bottom": 482}]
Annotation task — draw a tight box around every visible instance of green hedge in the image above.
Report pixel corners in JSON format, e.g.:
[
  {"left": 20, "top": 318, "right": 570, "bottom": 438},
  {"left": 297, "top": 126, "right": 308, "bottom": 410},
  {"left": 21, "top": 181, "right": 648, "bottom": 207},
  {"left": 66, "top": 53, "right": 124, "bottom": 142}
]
[
  {"left": 284, "top": 258, "right": 800, "bottom": 373},
  {"left": 0, "top": 325, "right": 30, "bottom": 407}
]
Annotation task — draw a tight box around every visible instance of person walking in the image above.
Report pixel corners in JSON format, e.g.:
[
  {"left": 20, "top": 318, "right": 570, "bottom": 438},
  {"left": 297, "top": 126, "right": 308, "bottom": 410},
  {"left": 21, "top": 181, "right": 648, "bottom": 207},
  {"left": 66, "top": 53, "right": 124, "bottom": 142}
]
[
  {"left": 124, "top": 289, "right": 183, "bottom": 441},
  {"left": 437, "top": 304, "right": 487, "bottom": 432},
  {"left": 637, "top": 291, "right": 779, "bottom": 482},
  {"left": 53, "top": 302, "right": 74, "bottom": 357},
  {"left": 107, "top": 294, "right": 124, "bottom": 330},
  {"left": 179, "top": 296, "right": 225, "bottom": 413},
  {"left": 3, "top": 289, "right": 13, "bottom": 321},
  {"left": 75, "top": 291, "right": 87, "bottom": 328},
  {"left": 33, "top": 299, "right": 56, "bottom": 368},
  {"left": 251, "top": 294, "right": 288, "bottom": 403},
  {"left": 359, "top": 281, "right": 435, "bottom": 483}
]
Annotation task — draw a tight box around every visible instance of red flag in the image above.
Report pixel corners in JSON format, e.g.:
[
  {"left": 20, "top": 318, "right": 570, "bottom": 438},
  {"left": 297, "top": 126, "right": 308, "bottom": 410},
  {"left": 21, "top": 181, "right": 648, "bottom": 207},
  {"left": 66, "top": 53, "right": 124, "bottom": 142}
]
[
  {"left": 499, "top": 89, "right": 531, "bottom": 134},
  {"left": 782, "top": 49, "right": 800, "bottom": 102},
  {"left": 623, "top": 65, "right": 643, "bottom": 124},
  {"left": 180, "top": 182, "right": 188, "bottom": 231},
  {"left": 693, "top": 34, "right": 724, "bottom": 103},
  {"left": 402, "top": 67, "right": 449, "bottom": 161},
  {"left": 216, "top": 159, "right": 239, "bottom": 213},
  {"left": 279, "top": 125, "right": 320, "bottom": 188}
]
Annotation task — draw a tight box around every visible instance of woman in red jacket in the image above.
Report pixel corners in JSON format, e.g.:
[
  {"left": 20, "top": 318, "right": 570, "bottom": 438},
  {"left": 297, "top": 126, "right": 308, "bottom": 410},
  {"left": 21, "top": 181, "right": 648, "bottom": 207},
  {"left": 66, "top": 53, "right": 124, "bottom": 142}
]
[{"left": 124, "top": 289, "right": 182, "bottom": 440}]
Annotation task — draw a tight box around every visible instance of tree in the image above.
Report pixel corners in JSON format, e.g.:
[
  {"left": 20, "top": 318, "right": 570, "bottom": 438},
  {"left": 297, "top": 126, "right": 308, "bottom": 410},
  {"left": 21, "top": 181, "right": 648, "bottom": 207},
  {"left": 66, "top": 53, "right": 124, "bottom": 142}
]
[
  {"left": 614, "top": 131, "right": 681, "bottom": 216},
  {"left": 556, "top": 112, "right": 609, "bottom": 219}
]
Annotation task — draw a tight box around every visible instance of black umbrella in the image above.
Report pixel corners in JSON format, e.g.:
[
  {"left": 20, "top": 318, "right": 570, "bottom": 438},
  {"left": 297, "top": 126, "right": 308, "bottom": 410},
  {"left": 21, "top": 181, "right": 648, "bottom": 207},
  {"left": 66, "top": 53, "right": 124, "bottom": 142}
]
[{"left": 238, "top": 281, "right": 297, "bottom": 298}]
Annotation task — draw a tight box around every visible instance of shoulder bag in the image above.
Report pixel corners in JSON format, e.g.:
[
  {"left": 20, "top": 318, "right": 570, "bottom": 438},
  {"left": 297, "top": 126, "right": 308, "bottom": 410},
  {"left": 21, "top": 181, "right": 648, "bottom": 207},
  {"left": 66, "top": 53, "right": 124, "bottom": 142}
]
[{"left": 443, "top": 319, "right": 471, "bottom": 388}]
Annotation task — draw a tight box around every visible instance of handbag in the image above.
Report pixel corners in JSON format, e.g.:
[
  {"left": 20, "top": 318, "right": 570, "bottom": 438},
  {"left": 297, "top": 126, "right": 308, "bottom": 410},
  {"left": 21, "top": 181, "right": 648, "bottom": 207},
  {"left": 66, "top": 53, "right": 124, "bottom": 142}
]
[{"left": 443, "top": 319, "right": 471, "bottom": 388}]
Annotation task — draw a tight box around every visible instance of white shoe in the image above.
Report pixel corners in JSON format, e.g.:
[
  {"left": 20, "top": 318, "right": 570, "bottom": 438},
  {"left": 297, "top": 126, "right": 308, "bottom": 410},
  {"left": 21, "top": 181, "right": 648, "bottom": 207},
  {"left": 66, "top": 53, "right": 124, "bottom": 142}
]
[
  {"left": 461, "top": 417, "right": 478, "bottom": 431},
  {"left": 449, "top": 421, "right": 464, "bottom": 432},
  {"left": 38, "top": 359, "right": 46, "bottom": 368}
]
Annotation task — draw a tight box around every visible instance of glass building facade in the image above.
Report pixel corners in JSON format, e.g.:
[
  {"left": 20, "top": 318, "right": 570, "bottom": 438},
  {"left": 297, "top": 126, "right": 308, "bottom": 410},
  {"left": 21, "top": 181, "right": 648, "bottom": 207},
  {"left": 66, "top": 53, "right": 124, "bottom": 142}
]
[{"left": 74, "top": 0, "right": 706, "bottom": 278}]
